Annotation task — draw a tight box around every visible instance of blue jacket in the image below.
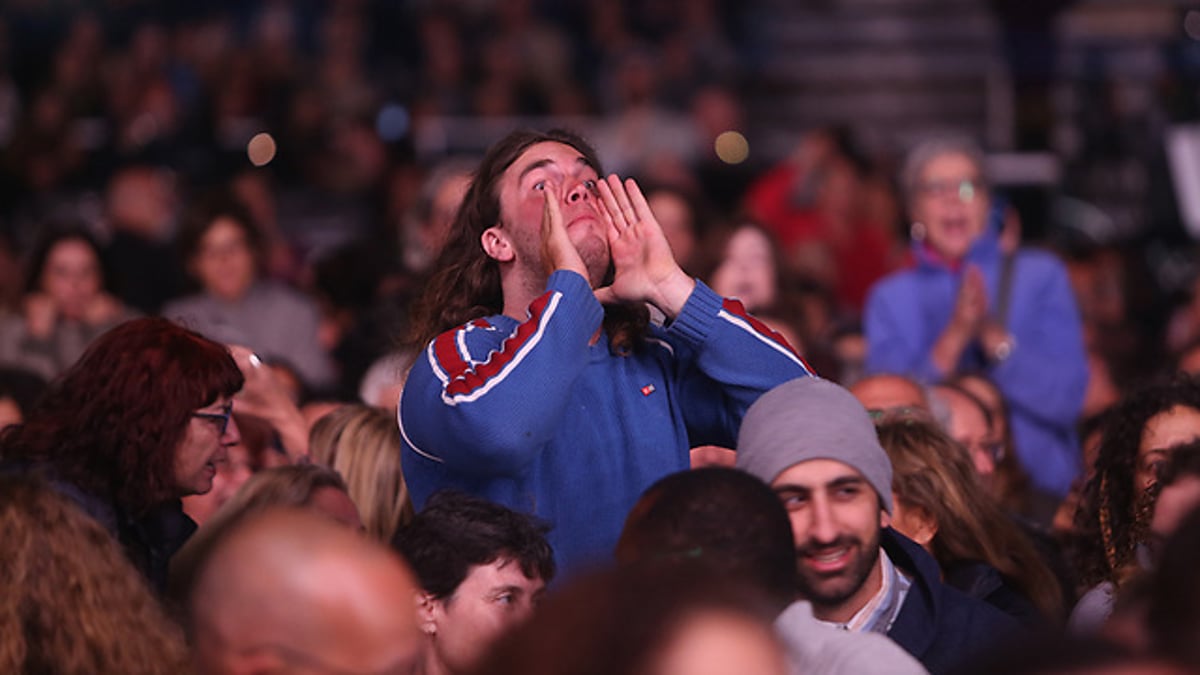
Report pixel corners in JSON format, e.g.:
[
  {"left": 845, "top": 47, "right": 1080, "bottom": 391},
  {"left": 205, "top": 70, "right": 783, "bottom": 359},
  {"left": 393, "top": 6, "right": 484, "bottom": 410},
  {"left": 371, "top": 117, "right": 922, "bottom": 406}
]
[
  {"left": 863, "top": 231, "right": 1088, "bottom": 496},
  {"left": 399, "top": 271, "right": 812, "bottom": 574},
  {"left": 885, "top": 529, "right": 1023, "bottom": 674}
]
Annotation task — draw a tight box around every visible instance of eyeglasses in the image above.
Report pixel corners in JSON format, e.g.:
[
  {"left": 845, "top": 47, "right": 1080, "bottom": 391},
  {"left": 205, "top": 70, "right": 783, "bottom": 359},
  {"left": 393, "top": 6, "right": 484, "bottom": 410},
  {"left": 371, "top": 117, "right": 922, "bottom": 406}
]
[
  {"left": 916, "top": 178, "right": 982, "bottom": 203},
  {"left": 192, "top": 403, "right": 233, "bottom": 435}
]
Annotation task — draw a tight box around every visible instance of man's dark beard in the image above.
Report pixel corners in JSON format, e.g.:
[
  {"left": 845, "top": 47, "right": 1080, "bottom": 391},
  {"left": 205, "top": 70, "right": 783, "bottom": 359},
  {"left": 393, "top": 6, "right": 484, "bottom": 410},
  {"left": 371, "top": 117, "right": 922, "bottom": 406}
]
[{"left": 795, "top": 525, "right": 883, "bottom": 611}]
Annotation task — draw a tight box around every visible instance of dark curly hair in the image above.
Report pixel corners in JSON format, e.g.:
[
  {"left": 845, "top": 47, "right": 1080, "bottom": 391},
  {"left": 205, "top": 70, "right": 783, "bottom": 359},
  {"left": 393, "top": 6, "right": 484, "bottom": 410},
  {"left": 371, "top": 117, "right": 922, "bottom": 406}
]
[
  {"left": 1071, "top": 374, "right": 1200, "bottom": 589},
  {"left": 0, "top": 317, "right": 243, "bottom": 514},
  {"left": 392, "top": 490, "right": 555, "bottom": 599},
  {"left": 403, "top": 128, "right": 648, "bottom": 355}
]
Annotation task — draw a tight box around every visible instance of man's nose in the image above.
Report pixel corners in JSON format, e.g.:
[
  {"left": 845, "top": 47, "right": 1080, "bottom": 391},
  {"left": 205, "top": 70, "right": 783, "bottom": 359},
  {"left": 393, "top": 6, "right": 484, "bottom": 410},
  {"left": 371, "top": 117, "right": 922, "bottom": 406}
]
[
  {"left": 808, "top": 498, "right": 839, "bottom": 544},
  {"left": 566, "top": 179, "right": 591, "bottom": 203}
]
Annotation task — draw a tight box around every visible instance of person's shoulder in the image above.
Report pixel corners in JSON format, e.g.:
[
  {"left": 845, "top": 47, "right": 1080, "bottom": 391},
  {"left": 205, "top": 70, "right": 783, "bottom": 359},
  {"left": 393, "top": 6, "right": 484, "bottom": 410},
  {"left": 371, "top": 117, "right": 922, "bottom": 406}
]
[
  {"left": 1014, "top": 247, "right": 1070, "bottom": 276},
  {"left": 160, "top": 293, "right": 208, "bottom": 317},
  {"left": 865, "top": 267, "right": 923, "bottom": 305},
  {"left": 253, "top": 281, "right": 317, "bottom": 308},
  {"left": 777, "top": 601, "right": 928, "bottom": 675}
]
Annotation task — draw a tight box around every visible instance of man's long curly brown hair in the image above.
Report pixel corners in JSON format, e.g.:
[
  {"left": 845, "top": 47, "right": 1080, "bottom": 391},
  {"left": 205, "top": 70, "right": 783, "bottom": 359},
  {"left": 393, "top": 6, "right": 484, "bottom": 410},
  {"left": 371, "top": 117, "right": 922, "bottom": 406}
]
[
  {"left": 0, "top": 476, "right": 192, "bottom": 674},
  {"left": 0, "top": 317, "right": 243, "bottom": 514},
  {"left": 1071, "top": 374, "right": 1200, "bottom": 590},
  {"left": 404, "top": 128, "right": 648, "bottom": 354}
]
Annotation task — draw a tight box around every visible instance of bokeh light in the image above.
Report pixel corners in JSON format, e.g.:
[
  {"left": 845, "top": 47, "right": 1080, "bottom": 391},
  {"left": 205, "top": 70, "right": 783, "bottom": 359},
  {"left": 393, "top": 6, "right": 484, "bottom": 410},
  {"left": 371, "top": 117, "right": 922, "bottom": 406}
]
[
  {"left": 247, "top": 132, "right": 277, "bottom": 167},
  {"left": 714, "top": 131, "right": 749, "bottom": 165},
  {"left": 376, "top": 103, "right": 410, "bottom": 142}
]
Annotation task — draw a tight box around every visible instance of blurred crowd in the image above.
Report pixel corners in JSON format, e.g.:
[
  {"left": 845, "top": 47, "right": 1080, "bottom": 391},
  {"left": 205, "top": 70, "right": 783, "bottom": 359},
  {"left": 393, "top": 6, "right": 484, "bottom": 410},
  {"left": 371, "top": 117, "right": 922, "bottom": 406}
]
[{"left": 4, "top": 1, "right": 1200, "bottom": 674}]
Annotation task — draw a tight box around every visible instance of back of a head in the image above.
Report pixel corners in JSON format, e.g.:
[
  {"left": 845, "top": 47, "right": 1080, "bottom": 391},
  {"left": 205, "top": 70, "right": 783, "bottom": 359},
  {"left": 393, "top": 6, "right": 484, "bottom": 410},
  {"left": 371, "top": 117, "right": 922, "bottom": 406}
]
[
  {"left": 0, "top": 476, "right": 191, "bottom": 675},
  {"left": 309, "top": 403, "right": 413, "bottom": 541},
  {"left": 170, "top": 464, "right": 355, "bottom": 604},
  {"left": 392, "top": 490, "right": 555, "bottom": 598},
  {"left": 187, "top": 508, "right": 421, "bottom": 675},
  {"left": 615, "top": 467, "right": 796, "bottom": 612},
  {"left": 849, "top": 373, "right": 931, "bottom": 417},
  {"left": 473, "top": 562, "right": 784, "bottom": 675}
]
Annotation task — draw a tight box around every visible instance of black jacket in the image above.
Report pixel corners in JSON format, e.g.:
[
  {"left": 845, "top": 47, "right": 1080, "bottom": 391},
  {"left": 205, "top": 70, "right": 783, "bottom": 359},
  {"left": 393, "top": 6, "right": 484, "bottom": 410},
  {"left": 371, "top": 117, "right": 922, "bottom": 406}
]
[{"left": 884, "top": 529, "right": 1024, "bottom": 675}]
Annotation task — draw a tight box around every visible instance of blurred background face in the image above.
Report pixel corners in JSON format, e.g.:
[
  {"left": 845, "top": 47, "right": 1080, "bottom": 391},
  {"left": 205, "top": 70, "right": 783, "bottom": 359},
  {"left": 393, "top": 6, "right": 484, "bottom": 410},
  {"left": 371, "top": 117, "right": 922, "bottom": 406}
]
[
  {"left": 1137, "top": 405, "right": 1200, "bottom": 495},
  {"left": 647, "top": 190, "right": 696, "bottom": 271},
  {"left": 711, "top": 226, "right": 776, "bottom": 312},
  {"left": 41, "top": 238, "right": 102, "bottom": 319},
  {"left": 194, "top": 217, "right": 256, "bottom": 301},
  {"left": 910, "top": 151, "right": 989, "bottom": 262}
]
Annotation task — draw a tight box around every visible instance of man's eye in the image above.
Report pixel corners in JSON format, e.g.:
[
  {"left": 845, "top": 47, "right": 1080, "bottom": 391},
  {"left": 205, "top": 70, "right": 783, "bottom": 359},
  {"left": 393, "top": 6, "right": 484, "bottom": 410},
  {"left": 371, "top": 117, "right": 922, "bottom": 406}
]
[
  {"left": 583, "top": 179, "right": 597, "bottom": 191},
  {"left": 496, "top": 593, "right": 514, "bottom": 605},
  {"left": 778, "top": 493, "right": 806, "bottom": 508},
  {"left": 533, "top": 181, "right": 546, "bottom": 191}
]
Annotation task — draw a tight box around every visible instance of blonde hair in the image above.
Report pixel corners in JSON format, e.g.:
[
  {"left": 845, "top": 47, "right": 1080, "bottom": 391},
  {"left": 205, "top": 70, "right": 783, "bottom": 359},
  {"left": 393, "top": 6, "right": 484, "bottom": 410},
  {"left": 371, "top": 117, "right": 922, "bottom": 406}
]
[
  {"left": 169, "top": 464, "right": 350, "bottom": 610},
  {"left": 310, "top": 404, "right": 413, "bottom": 541},
  {"left": 0, "top": 477, "right": 192, "bottom": 674},
  {"left": 875, "top": 417, "right": 1063, "bottom": 622}
]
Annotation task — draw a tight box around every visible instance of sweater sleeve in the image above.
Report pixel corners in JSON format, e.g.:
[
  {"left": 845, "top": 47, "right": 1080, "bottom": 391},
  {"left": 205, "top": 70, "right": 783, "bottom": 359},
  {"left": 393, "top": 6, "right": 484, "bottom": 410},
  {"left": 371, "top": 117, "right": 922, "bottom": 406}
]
[
  {"left": 989, "top": 256, "right": 1088, "bottom": 428},
  {"left": 864, "top": 276, "right": 946, "bottom": 382},
  {"left": 398, "top": 271, "right": 603, "bottom": 476},
  {"left": 664, "top": 280, "right": 815, "bottom": 447}
]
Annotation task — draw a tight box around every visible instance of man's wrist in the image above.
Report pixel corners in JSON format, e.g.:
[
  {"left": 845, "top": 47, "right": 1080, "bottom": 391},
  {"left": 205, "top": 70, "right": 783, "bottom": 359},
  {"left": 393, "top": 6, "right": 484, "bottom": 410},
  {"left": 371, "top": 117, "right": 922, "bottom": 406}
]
[{"left": 651, "top": 271, "right": 696, "bottom": 320}]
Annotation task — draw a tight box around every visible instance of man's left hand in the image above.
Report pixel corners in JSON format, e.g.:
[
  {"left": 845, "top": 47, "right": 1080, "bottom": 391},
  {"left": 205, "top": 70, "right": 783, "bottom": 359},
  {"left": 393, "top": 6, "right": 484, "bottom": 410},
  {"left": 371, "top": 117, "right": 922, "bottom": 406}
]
[{"left": 594, "top": 174, "right": 695, "bottom": 318}]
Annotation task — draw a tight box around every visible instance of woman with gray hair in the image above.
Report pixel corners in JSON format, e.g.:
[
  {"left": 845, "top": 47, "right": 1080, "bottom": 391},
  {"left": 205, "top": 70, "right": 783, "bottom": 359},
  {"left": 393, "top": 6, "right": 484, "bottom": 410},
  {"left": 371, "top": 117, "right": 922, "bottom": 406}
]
[{"left": 862, "top": 135, "right": 1088, "bottom": 500}]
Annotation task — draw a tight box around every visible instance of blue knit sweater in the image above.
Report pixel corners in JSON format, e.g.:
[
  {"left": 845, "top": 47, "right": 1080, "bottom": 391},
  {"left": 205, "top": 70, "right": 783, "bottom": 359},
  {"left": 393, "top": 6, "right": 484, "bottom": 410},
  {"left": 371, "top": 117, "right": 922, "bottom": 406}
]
[
  {"left": 399, "top": 270, "right": 812, "bottom": 573},
  {"left": 864, "top": 230, "right": 1088, "bottom": 497}
]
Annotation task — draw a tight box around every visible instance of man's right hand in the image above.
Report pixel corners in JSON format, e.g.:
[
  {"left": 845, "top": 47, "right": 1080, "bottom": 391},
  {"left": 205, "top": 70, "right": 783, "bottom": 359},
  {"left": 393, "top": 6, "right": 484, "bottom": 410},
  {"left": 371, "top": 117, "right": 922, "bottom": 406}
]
[{"left": 540, "top": 187, "right": 589, "bottom": 281}]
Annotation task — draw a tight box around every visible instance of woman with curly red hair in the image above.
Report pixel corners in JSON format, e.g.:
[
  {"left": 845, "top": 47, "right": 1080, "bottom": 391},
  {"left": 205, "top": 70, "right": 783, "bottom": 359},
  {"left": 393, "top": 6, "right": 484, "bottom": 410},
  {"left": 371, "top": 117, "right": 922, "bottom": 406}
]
[{"left": 0, "top": 316, "right": 243, "bottom": 592}]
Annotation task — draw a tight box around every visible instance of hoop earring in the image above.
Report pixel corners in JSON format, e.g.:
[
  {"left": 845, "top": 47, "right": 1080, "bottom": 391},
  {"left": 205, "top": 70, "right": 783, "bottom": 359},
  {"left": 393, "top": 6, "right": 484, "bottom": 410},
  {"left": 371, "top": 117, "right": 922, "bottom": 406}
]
[{"left": 910, "top": 222, "right": 926, "bottom": 241}]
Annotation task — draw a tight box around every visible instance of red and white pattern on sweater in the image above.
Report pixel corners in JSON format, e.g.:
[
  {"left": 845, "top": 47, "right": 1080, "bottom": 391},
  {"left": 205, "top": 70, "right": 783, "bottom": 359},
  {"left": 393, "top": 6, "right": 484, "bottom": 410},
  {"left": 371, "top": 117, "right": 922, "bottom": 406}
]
[
  {"left": 717, "top": 298, "right": 815, "bottom": 375},
  {"left": 427, "top": 290, "right": 562, "bottom": 405}
]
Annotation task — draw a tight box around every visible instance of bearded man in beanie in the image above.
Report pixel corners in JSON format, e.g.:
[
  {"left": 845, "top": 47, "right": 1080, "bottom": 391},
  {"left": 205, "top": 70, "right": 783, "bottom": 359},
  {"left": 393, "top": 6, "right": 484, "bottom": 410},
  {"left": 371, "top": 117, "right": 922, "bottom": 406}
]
[{"left": 736, "top": 377, "right": 1020, "bottom": 675}]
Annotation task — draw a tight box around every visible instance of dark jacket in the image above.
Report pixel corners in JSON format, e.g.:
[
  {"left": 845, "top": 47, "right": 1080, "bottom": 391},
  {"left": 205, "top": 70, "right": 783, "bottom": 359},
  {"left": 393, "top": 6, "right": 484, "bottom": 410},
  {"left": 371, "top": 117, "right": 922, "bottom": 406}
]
[
  {"left": 944, "top": 560, "right": 1046, "bottom": 630},
  {"left": 5, "top": 462, "right": 196, "bottom": 595},
  {"left": 885, "top": 529, "right": 1024, "bottom": 675}
]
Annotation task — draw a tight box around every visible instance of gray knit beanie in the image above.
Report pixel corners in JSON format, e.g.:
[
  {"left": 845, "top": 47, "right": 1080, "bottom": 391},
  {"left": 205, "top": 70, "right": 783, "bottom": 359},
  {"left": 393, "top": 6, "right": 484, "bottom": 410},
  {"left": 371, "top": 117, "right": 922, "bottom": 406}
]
[{"left": 736, "top": 377, "right": 894, "bottom": 513}]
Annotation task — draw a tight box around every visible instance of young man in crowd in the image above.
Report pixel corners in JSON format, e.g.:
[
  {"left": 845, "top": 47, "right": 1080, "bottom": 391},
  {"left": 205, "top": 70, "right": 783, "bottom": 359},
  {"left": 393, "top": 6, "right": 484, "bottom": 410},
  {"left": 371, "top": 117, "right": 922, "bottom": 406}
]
[
  {"left": 392, "top": 491, "right": 555, "bottom": 675},
  {"left": 616, "top": 466, "right": 927, "bottom": 674},
  {"left": 736, "top": 377, "right": 1020, "bottom": 675},
  {"left": 398, "top": 128, "right": 811, "bottom": 572}
]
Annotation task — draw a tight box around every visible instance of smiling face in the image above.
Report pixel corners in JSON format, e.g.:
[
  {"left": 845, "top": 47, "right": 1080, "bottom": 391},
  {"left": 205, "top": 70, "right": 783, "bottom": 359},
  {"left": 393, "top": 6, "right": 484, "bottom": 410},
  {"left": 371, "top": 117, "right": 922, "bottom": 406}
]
[
  {"left": 771, "top": 459, "right": 888, "bottom": 622},
  {"left": 910, "top": 151, "right": 990, "bottom": 262},
  {"left": 423, "top": 558, "right": 546, "bottom": 674},
  {"left": 491, "top": 141, "right": 609, "bottom": 287},
  {"left": 173, "top": 399, "right": 240, "bottom": 497}
]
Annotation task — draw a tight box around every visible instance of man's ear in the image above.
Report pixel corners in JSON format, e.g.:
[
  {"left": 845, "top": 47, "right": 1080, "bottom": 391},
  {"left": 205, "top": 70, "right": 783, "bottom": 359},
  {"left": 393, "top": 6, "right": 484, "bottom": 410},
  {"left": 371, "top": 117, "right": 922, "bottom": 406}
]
[
  {"left": 879, "top": 508, "right": 892, "bottom": 530},
  {"left": 481, "top": 226, "right": 514, "bottom": 262},
  {"left": 417, "top": 591, "right": 440, "bottom": 636}
]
